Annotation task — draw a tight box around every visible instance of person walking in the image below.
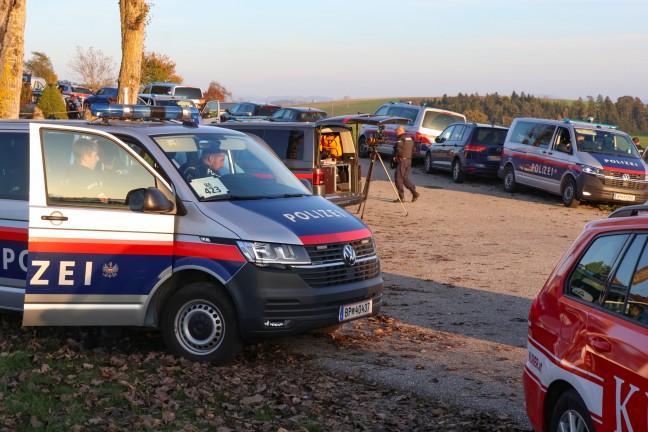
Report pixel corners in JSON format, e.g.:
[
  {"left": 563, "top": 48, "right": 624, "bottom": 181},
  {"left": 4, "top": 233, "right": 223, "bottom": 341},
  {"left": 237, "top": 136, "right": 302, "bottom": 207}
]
[{"left": 392, "top": 125, "right": 420, "bottom": 202}]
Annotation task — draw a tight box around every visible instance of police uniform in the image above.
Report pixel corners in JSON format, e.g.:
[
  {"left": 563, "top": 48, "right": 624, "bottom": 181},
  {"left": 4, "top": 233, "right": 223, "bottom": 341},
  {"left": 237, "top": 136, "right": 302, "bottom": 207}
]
[
  {"left": 180, "top": 158, "right": 221, "bottom": 181},
  {"left": 393, "top": 133, "right": 420, "bottom": 202}
]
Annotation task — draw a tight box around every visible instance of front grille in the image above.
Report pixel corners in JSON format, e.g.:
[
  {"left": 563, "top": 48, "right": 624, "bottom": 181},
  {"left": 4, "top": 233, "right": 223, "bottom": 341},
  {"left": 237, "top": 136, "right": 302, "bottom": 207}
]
[
  {"left": 294, "top": 238, "right": 381, "bottom": 288},
  {"left": 601, "top": 171, "right": 648, "bottom": 190}
]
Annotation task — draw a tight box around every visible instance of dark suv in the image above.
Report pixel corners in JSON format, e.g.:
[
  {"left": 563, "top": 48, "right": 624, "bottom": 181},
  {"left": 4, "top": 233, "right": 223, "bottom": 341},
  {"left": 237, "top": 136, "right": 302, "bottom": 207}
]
[
  {"left": 220, "top": 102, "right": 281, "bottom": 122},
  {"left": 425, "top": 122, "right": 508, "bottom": 183}
]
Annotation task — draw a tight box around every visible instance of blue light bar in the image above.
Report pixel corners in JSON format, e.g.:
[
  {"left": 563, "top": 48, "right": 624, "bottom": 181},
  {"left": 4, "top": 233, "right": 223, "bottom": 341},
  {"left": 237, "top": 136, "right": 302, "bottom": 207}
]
[
  {"left": 563, "top": 118, "right": 618, "bottom": 129},
  {"left": 91, "top": 103, "right": 200, "bottom": 122}
]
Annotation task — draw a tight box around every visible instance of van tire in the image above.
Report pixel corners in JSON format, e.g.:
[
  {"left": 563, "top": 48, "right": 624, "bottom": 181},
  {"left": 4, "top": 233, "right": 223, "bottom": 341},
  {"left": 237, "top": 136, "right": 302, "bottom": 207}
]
[
  {"left": 561, "top": 178, "right": 580, "bottom": 208},
  {"left": 358, "top": 136, "right": 370, "bottom": 158},
  {"left": 452, "top": 159, "right": 464, "bottom": 183},
  {"left": 161, "top": 282, "right": 244, "bottom": 364},
  {"left": 549, "top": 389, "right": 594, "bottom": 432},
  {"left": 503, "top": 166, "right": 517, "bottom": 192}
]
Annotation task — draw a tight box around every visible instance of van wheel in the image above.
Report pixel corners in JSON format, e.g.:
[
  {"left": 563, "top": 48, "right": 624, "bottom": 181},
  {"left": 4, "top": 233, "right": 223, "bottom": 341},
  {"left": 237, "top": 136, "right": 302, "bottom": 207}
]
[
  {"left": 561, "top": 178, "right": 580, "bottom": 208},
  {"left": 161, "top": 282, "right": 244, "bottom": 364},
  {"left": 452, "top": 159, "right": 464, "bottom": 183},
  {"left": 549, "top": 389, "right": 595, "bottom": 432},
  {"left": 424, "top": 153, "right": 435, "bottom": 174},
  {"left": 358, "top": 136, "right": 369, "bottom": 158},
  {"left": 503, "top": 166, "right": 517, "bottom": 192}
]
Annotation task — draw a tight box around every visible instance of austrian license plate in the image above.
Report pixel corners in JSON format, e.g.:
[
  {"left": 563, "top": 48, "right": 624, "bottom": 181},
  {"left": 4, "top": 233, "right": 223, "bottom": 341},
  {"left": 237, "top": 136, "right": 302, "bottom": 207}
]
[
  {"left": 339, "top": 299, "right": 372, "bottom": 322},
  {"left": 613, "top": 193, "right": 636, "bottom": 202},
  {"left": 487, "top": 155, "right": 501, "bottom": 161}
]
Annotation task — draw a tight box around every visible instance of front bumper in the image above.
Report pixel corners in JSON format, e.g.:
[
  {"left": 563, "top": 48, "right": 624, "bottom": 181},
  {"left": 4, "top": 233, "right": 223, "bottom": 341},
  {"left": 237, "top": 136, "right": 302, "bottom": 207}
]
[
  {"left": 226, "top": 263, "right": 383, "bottom": 341},
  {"left": 579, "top": 172, "right": 648, "bottom": 204}
]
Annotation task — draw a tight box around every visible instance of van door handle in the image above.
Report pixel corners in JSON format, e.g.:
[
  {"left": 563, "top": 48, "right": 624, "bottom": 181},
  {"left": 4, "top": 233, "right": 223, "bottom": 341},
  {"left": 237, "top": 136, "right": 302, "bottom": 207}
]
[
  {"left": 41, "top": 214, "right": 68, "bottom": 222},
  {"left": 588, "top": 336, "right": 611, "bottom": 352}
]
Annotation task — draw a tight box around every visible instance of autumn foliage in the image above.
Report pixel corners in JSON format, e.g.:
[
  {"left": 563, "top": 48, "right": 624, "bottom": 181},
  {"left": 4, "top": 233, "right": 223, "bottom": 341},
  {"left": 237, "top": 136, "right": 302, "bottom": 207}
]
[{"left": 203, "top": 81, "right": 232, "bottom": 102}]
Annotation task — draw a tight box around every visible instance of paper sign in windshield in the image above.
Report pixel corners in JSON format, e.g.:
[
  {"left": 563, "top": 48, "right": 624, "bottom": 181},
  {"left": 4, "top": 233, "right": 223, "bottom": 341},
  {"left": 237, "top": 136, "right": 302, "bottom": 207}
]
[{"left": 190, "top": 177, "right": 229, "bottom": 198}]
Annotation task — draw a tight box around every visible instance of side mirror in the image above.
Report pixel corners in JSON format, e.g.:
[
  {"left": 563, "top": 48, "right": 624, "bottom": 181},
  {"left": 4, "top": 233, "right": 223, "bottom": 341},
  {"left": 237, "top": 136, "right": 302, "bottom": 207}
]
[
  {"left": 435, "top": 137, "right": 445, "bottom": 143},
  {"left": 126, "top": 187, "right": 174, "bottom": 213}
]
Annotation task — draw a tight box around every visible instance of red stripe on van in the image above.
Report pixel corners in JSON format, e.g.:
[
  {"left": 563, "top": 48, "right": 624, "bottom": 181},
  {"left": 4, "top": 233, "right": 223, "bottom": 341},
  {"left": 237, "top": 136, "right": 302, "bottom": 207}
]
[
  {"left": 174, "top": 241, "right": 246, "bottom": 262},
  {"left": 28, "top": 237, "right": 174, "bottom": 255},
  {"left": 0, "top": 227, "right": 27, "bottom": 242},
  {"left": 299, "top": 228, "right": 372, "bottom": 245}
]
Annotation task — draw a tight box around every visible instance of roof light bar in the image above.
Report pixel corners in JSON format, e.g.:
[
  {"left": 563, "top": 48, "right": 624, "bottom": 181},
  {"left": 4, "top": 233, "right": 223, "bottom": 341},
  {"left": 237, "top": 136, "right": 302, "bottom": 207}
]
[
  {"left": 563, "top": 118, "right": 618, "bottom": 129},
  {"left": 91, "top": 103, "right": 199, "bottom": 122}
]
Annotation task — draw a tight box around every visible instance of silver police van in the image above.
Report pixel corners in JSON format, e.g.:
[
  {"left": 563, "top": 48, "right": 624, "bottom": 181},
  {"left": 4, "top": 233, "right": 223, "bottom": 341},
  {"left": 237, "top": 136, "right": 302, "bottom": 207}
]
[
  {"left": 499, "top": 118, "right": 648, "bottom": 207},
  {"left": 0, "top": 104, "right": 382, "bottom": 364}
]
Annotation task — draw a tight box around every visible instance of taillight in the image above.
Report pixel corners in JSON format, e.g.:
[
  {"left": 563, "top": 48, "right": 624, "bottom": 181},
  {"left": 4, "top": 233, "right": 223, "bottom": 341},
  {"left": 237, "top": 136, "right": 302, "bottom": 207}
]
[
  {"left": 465, "top": 143, "right": 487, "bottom": 152},
  {"left": 313, "top": 168, "right": 325, "bottom": 185}
]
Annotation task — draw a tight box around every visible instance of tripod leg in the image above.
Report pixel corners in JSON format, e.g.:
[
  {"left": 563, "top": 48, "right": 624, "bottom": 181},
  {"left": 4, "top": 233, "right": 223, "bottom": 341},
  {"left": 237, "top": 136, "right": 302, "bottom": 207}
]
[
  {"left": 375, "top": 153, "right": 408, "bottom": 217},
  {"left": 357, "top": 154, "right": 376, "bottom": 216}
]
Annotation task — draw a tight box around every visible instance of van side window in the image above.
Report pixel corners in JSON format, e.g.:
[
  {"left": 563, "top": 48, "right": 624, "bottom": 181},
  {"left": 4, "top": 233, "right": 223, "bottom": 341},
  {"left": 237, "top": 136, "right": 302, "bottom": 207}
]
[
  {"left": 510, "top": 121, "right": 555, "bottom": 148},
  {"left": 566, "top": 234, "right": 629, "bottom": 304},
  {"left": 42, "top": 130, "right": 157, "bottom": 208},
  {"left": 0, "top": 132, "right": 29, "bottom": 200},
  {"left": 262, "top": 129, "right": 305, "bottom": 161},
  {"left": 553, "top": 127, "right": 572, "bottom": 154}
]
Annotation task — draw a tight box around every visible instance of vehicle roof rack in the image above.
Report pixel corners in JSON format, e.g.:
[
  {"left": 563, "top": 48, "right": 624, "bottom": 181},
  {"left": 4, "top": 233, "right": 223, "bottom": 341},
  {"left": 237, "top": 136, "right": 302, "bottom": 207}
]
[{"left": 608, "top": 204, "right": 648, "bottom": 218}]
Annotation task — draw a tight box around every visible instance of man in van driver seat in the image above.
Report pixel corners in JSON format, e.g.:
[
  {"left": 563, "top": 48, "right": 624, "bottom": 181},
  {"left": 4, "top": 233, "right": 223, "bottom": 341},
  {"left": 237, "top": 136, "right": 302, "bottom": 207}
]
[
  {"left": 180, "top": 142, "right": 226, "bottom": 181},
  {"left": 65, "top": 138, "right": 104, "bottom": 199}
]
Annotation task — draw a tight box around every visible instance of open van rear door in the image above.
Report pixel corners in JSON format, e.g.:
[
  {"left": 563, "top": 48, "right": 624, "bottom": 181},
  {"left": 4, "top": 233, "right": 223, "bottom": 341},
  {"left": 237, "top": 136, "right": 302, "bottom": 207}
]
[{"left": 25, "top": 123, "right": 176, "bottom": 326}]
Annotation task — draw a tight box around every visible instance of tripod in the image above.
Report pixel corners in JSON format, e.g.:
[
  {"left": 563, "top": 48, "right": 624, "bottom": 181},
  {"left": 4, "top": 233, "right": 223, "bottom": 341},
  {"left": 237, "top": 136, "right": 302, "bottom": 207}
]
[{"left": 356, "top": 144, "right": 408, "bottom": 219}]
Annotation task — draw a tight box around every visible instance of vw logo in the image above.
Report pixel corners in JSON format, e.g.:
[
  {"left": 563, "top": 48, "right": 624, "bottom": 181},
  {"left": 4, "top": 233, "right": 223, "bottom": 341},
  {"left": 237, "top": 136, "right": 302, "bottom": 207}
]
[
  {"left": 342, "top": 244, "right": 357, "bottom": 266},
  {"left": 622, "top": 173, "right": 631, "bottom": 181}
]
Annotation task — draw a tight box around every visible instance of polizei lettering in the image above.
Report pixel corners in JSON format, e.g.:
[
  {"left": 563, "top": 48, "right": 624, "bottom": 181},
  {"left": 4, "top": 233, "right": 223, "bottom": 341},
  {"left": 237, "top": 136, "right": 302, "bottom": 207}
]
[
  {"left": 530, "top": 163, "right": 557, "bottom": 177},
  {"left": 30, "top": 260, "right": 93, "bottom": 286},
  {"left": 283, "top": 209, "right": 347, "bottom": 223},
  {"left": 604, "top": 158, "right": 640, "bottom": 167},
  {"left": 2, "top": 247, "right": 28, "bottom": 272}
]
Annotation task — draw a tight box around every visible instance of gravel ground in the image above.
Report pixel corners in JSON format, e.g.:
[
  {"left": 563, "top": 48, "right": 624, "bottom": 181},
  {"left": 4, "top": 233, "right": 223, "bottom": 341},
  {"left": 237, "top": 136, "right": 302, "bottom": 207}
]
[{"left": 281, "top": 159, "right": 611, "bottom": 430}]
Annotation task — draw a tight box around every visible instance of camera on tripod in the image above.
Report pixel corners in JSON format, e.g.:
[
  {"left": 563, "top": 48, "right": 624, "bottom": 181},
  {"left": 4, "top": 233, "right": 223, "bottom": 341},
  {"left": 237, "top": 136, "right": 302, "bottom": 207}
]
[{"left": 365, "top": 124, "right": 387, "bottom": 151}]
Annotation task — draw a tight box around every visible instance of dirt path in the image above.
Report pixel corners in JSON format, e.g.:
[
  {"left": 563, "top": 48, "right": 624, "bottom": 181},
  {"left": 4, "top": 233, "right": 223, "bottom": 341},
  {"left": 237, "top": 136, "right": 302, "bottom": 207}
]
[{"left": 283, "top": 160, "right": 609, "bottom": 429}]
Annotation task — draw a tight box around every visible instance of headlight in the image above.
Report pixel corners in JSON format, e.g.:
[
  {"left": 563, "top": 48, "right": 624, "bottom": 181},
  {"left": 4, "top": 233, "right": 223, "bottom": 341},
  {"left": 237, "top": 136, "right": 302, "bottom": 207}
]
[
  {"left": 237, "top": 241, "right": 311, "bottom": 267},
  {"left": 582, "top": 165, "right": 604, "bottom": 176}
]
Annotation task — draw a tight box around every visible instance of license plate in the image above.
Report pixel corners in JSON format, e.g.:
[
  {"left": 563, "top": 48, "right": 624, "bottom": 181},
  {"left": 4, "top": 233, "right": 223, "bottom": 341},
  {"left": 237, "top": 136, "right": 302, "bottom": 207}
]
[
  {"left": 339, "top": 299, "right": 372, "bottom": 322},
  {"left": 613, "top": 193, "right": 636, "bottom": 202},
  {"left": 487, "top": 155, "right": 501, "bottom": 161}
]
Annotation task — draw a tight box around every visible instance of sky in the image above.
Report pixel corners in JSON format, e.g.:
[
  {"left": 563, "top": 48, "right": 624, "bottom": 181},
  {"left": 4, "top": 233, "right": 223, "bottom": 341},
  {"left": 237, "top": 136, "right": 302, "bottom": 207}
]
[{"left": 23, "top": 0, "right": 648, "bottom": 103}]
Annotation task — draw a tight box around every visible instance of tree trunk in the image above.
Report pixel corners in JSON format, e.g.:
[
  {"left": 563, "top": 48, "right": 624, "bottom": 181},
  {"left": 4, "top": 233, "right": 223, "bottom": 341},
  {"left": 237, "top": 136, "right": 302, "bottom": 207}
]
[
  {"left": 0, "top": 0, "right": 26, "bottom": 119},
  {"left": 117, "top": 0, "right": 149, "bottom": 104}
]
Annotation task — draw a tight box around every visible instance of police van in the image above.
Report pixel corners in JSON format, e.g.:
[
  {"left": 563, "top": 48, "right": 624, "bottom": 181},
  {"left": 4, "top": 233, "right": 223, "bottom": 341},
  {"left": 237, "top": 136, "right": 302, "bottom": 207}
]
[
  {"left": 0, "top": 104, "right": 382, "bottom": 364},
  {"left": 499, "top": 118, "right": 648, "bottom": 207}
]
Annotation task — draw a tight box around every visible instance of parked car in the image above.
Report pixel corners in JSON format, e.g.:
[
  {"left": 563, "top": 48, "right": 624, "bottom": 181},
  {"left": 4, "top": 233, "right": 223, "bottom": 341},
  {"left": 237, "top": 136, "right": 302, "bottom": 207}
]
[
  {"left": 358, "top": 102, "right": 466, "bottom": 160},
  {"left": 201, "top": 101, "right": 237, "bottom": 122},
  {"left": 140, "top": 82, "right": 205, "bottom": 109},
  {"left": 56, "top": 81, "right": 92, "bottom": 100},
  {"left": 270, "top": 107, "right": 327, "bottom": 122},
  {"left": 499, "top": 117, "right": 648, "bottom": 207},
  {"left": 524, "top": 204, "right": 648, "bottom": 432},
  {"left": 138, "top": 94, "right": 196, "bottom": 108},
  {"left": 83, "top": 86, "right": 118, "bottom": 109},
  {"left": 425, "top": 122, "right": 508, "bottom": 182},
  {"left": 220, "top": 102, "right": 281, "bottom": 122}
]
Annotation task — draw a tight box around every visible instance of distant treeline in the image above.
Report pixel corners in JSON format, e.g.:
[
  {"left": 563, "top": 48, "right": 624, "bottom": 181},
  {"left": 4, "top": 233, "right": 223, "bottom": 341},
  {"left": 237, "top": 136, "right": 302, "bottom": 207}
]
[{"left": 421, "top": 92, "right": 647, "bottom": 133}]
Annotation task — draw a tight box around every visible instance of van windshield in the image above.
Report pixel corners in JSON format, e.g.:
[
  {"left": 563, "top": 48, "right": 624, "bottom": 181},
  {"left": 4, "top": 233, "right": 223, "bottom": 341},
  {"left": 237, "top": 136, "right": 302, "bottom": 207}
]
[
  {"left": 574, "top": 129, "right": 641, "bottom": 158},
  {"left": 152, "top": 132, "right": 311, "bottom": 201}
]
